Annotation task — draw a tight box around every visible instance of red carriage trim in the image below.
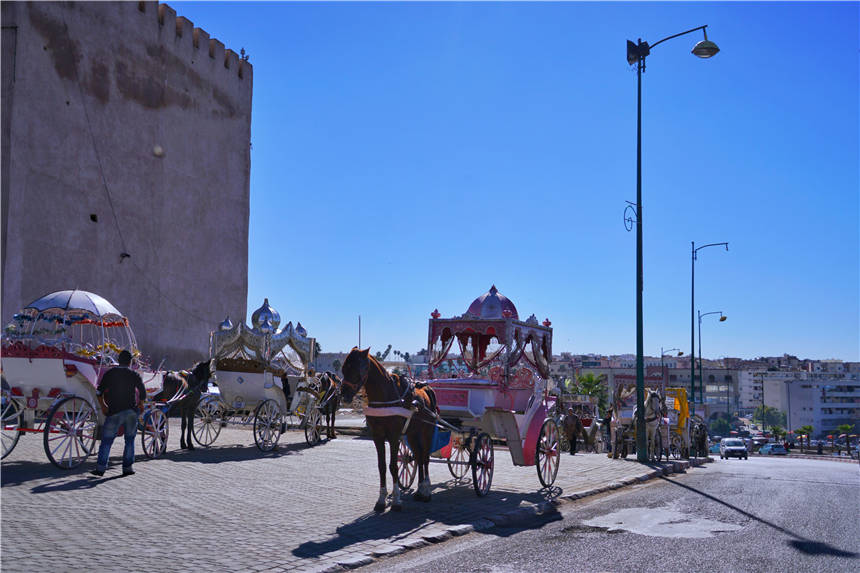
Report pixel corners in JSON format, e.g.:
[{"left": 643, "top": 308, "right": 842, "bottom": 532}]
[{"left": 433, "top": 388, "right": 469, "bottom": 408}]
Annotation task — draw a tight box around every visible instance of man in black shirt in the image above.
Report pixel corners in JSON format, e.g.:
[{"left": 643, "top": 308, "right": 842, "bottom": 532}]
[{"left": 91, "top": 350, "right": 147, "bottom": 477}]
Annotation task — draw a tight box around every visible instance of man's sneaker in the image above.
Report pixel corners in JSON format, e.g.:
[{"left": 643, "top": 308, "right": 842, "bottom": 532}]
[
  {"left": 122, "top": 468, "right": 135, "bottom": 476},
  {"left": 90, "top": 469, "right": 105, "bottom": 477}
]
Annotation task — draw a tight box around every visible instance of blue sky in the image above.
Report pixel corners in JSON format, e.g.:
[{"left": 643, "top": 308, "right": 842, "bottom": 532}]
[{"left": 175, "top": 1, "right": 859, "bottom": 361}]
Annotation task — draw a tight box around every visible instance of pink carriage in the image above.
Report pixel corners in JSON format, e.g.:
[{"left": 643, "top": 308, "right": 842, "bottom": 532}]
[
  {"left": 1, "top": 290, "right": 169, "bottom": 468},
  {"left": 396, "top": 286, "right": 561, "bottom": 496}
]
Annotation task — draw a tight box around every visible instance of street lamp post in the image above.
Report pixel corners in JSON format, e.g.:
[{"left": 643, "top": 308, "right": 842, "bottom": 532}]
[
  {"left": 627, "top": 25, "right": 719, "bottom": 464},
  {"left": 690, "top": 241, "right": 728, "bottom": 406},
  {"left": 660, "top": 347, "right": 683, "bottom": 395},
  {"left": 697, "top": 310, "right": 726, "bottom": 414}
]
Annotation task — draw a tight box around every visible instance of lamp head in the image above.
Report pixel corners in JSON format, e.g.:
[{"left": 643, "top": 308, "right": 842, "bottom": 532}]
[
  {"left": 719, "top": 315, "right": 727, "bottom": 322},
  {"left": 692, "top": 29, "right": 719, "bottom": 58},
  {"left": 627, "top": 39, "right": 650, "bottom": 65}
]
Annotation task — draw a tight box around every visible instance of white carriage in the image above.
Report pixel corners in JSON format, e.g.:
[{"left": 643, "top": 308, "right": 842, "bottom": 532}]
[
  {"left": 192, "top": 299, "right": 325, "bottom": 451},
  {"left": 397, "top": 286, "right": 561, "bottom": 496},
  {"left": 1, "top": 290, "right": 170, "bottom": 468}
]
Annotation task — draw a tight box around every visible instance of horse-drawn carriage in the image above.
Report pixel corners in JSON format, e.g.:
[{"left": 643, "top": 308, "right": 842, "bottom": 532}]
[
  {"left": 1, "top": 290, "right": 174, "bottom": 468},
  {"left": 397, "top": 286, "right": 561, "bottom": 496},
  {"left": 609, "top": 381, "right": 666, "bottom": 461},
  {"left": 554, "top": 394, "right": 601, "bottom": 453},
  {"left": 663, "top": 387, "right": 692, "bottom": 459},
  {"left": 192, "top": 299, "right": 328, "bottom": 451}
]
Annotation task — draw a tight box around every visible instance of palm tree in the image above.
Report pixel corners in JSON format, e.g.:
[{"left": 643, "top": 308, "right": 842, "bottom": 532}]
[
  {"left": 795, "top": 425, "right": 814, "bottom": 452},
  {"left": 836, "top": 423, "right": 854, "bottom": 456},
  {"left": 570, "top": 372, "right": 608, "bottom": 417},
  {"left": 770, "top": 425, "right": 785, "bottom": 443}
]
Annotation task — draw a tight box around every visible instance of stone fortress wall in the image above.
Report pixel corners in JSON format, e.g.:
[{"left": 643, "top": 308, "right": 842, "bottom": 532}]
[{"left": 1, "top": 2, "right": 252, "bottom": 367}]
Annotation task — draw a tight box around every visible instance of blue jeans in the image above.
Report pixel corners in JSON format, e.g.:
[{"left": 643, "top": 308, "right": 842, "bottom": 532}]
[{"left": 96, "top": 409, "right": 138, "bottom": 471}]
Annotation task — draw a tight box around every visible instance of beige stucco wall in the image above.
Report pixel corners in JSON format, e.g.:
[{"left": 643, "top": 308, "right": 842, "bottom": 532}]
[{"left": 1, "top": 2, "right": 252, "bottom": 368}]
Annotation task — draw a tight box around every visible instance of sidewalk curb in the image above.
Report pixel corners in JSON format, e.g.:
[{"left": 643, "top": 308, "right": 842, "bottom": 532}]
[
  {"left": 317, "top": 456, "right": 713, "bottom": 571},
  {"left": 763, "top": 453, "right": 859, "bottom": 464}
]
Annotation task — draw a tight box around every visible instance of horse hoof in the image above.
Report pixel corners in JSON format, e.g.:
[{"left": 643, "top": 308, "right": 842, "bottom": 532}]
[
  {"left": 187, "top": 445, "right": 195, "bottom": 451},
  {"left": 391, "top": 503, "right": 402, "bottom": 512},
  {"left": 374, "top": 502, "right": 386, "bottom": 513}
]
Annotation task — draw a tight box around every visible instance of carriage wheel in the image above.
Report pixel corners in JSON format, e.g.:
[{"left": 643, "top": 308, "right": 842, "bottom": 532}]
[
  {"left": 447, "top": 436, "right": 470, "bottom": 480},
  {"left": 304, "top": 407, "right": 322, "bottom": 446},
  {"left": 2, "top": 391, "right": 22, "bottom": 459},
  {"left": 536, "top": 419, "right": 560, "bottom": 488},
  {"left": 193, "top": 397, "right": 223, "bottom": 447},
  {"left": 670, "top": 434, "right": 682, "bottom": 460},
  {"left": 43, "top": 396, "right": 97, "bottom": 469},
  {"left": 141, "top": 408, "right": 169, "bottom": 458},
  {"left": 471, "top": 432, "right": 494, "bottom": 497},
  {"left": 254, "top": 399, "right": 284, "bottom": 452},
  {"left": 397, "top": 436, "right": 417, "bottom": 490}
]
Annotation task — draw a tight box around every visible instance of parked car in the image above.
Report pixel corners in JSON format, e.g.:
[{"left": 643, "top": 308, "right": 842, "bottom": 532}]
[
  {"left": 709, "top": 443, "right": 721, "bottom": 454},
  {"left": 759, "top": 443, "right": 788, "bottom": 455},
  {"left": 720, "top": 438, "right": 749, "bottom": 460}
]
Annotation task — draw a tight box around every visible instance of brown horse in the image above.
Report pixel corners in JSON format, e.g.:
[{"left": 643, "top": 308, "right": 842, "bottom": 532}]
[
  {"left": 340, "top": 348, "right": 437, "bottom": 511},
  {"left": 318, "top": 372, "right": 341, "bottom": 439},
  {"left": 155, "top": 361, "right": 212, "bottom": 450}
]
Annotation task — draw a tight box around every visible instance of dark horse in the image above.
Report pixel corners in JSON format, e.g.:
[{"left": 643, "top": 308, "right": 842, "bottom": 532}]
[
  {"left": 318, "top": 372, "right": 341, "bottom": 440},
  {"left": 155, "top": 360, "right": 213, "bottom": 450},
  {"left": 340, "top": 348, "right": 437, "bottom": 511}
]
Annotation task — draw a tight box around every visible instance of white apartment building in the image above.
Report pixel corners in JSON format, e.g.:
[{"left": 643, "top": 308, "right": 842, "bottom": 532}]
[{"left": 739, "top": 370, "right": 859, "bottom": 437}]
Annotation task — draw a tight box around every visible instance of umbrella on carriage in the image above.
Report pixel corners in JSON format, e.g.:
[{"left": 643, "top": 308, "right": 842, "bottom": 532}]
[{"left": 23, "top": 289, "right": 124, "bottom": 318}]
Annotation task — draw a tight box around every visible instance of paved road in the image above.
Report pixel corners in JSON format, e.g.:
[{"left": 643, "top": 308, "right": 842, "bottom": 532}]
[
  {"left": 360, "top": 456, "right": 860, "bottom": 572},
  {"left": 1, "top": 419, "right": 704, "bottom": 572}
]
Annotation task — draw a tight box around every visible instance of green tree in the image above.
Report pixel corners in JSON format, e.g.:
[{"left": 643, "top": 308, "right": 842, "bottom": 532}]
[
  {"left": 332, "top": 359, "right": 341, "bottom": 374},
  {"left": 752, "top": 405, "right": 786, "bottom": 430},
  {"left": 836, "top": 423, "right": 855, "bottom": 456},
  {"left": 568, "top": 373, "right": 608, "bottom": 417},
  {"left": 709, "top": 417, "right": 730, "bottom": 436},
  {"left": 795, "top": 425, "right": 814, "bottom": 452},
  {"left": 770, "top": 425, "right": 786, "bottom": 443}
]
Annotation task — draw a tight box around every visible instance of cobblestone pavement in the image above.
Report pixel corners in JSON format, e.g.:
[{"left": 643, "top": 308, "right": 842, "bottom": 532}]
[{"left": 1, "top": 421, "right": 710, "bottom": 572}]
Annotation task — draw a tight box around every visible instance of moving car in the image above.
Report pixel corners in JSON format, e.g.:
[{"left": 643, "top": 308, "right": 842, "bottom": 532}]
[
  {"left": 759, "top": 443, "right": 788, "bottom": 455},
  {"left": 720, "top": 438, "right": 749, "bottom": 460},
  {"left": 709, "top": 443, "right": 721, "bottom": 454}
]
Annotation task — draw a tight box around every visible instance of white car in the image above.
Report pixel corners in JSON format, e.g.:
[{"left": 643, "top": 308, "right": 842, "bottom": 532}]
[{"left": 720, "top": 438, "right": 748, "bottom": 460}]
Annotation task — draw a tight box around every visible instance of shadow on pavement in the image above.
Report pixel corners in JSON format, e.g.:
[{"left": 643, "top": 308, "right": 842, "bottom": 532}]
[
  {"left": 660, "top": 476, "right": 857, "bottom": 559},
  {"left": 30, "top": 473, "right": 126, "bottom": 493},
  {"left": 2, "top": 439, "right": 319, "bottom": 489},
  {"left": 292, "top": 484, "right": 563, "bottom": 559}
]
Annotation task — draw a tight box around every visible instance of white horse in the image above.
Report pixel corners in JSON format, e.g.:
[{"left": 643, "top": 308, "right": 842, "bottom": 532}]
[{"left": 633, "top": 389, "right": 665, "bottom": 461}]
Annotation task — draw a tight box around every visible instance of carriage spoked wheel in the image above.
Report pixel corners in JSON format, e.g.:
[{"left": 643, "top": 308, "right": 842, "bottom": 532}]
[
  {"left": 397, "top": 436, "right": 417, "bottom": 490},
  {"left": 43, "top": 396, "right": 97, "bottom": 469},
  {"left": 193, "top": 397, "right": 223, "bottom": 447},
  {"left": 304, "top": 407, "right": 322, "bottom": 446},
  {"left": 669, "top": 434, "right": 682, "bottom": 460},
  {"left": 253, "top": 399, "right": 284, "bottom": 452},
  {"left": 141, "top": 408, "right": 169, "bottom": 458},
  {"left": 447, "top": 436, "right": 470, "bottom": 480},
  {"left": 470, "top": 432, "right": 494, "bottom": 497},
  {"left": 2, "top": 390, "right": 22, "bottom": 459},
  {"left": 536, "top": 419, "right": 560, "bottom": 488}
]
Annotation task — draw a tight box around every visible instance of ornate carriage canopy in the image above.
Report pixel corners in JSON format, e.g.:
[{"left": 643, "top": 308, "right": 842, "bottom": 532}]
[
  {"left": 210, "top": 298, "right": 315, "bottom": 376},
  {"left": 2, "top": 289, "right": 139, "bottom": 362},
  {"left": 428, "top": 285, "right": 553, "bottom": 380}
]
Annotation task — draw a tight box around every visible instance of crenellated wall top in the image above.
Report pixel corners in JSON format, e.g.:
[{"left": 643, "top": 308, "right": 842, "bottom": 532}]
[{"left": 140, "top": 1, "right": 252, "bottom": 81}]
